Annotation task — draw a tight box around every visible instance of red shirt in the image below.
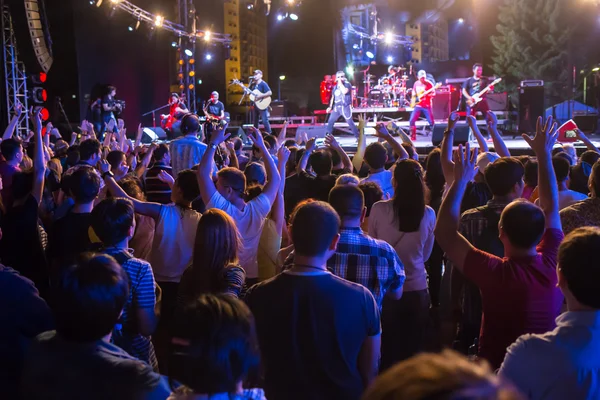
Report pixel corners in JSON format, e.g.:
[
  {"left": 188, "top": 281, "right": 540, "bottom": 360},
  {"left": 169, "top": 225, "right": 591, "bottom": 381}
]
[
  {"left": 412, "top": 80, "right": 434, "bottom": 107},
  {"left": 463, "top": 228, "right": 564, "bottom": 369}
]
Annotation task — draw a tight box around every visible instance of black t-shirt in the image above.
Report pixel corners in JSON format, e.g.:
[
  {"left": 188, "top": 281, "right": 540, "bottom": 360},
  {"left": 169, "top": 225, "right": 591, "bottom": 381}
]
[
  {"left": 462, "top": 77, "right": 488, "bottom": 97},
  {"left": 284, "top": 174, "right": 310, "bottom": 219},
  {"left": 569, "top": 164, "right": 590, "bottom": 195},
  {"left": 299, "top": 171, "right": 337, "bottom": 202},
  {"left": 205, "top": 101, "right": 225, "bottom": 117},
  {"left": 48, "top": 212, "right": 94, "bottom": 266},
  {"left": 333, "top": 81, "right": 352, "bottom": 107},
  {"left": 246, "top": 271, "right": 380, "bottom": 400},
  {"left": 101, "top": 95, "right": 115, "bottom": 118},
  {"left": 0, "top": 195, "right": 48, "bottom": 291},
  {"left": 461, "top": 181, "right": 492, "bottom": 213}
]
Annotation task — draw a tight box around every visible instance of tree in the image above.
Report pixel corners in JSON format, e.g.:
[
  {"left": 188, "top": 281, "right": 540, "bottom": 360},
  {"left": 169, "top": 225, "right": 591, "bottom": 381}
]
[{"left": 490, "top": 0, "right": 572, "bottom": 104}]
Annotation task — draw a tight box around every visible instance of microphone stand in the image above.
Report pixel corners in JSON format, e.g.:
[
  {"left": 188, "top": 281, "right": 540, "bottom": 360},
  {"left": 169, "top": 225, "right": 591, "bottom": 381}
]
[
  {"left": 56, "top": 97, "right": 72, "bottom": 133},
  {"left": 142, "top": 104, "right": 171, "bottom": 128}
]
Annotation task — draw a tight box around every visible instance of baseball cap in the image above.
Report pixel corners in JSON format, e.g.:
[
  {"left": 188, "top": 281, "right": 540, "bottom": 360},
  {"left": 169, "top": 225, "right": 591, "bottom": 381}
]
[
  {"left": 417, "top": 70, "right": 427, "bottom": 78},
  {"left": 476, "top": 152, "right": 500, "bottom": 172}
]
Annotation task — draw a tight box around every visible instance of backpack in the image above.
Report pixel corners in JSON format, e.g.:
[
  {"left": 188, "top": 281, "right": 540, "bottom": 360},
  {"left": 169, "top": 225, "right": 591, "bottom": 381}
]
[{"left": 472, "top": 206, "right": 504, "bottom": 258}]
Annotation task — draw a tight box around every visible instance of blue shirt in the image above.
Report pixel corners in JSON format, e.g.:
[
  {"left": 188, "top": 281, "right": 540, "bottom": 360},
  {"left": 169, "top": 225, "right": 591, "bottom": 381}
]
[
  {"left": 169, "top": 135, "right": 207, "bottom": 176},
  {"left": 499, "top": 311, "right": 600, "bottom": 400}
]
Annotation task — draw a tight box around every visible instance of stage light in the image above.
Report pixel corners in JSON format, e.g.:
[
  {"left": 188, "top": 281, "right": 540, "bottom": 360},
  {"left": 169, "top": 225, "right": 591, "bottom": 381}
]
[
  {"left": 179, "top": 84, "right": 185, "bottom": 90},
  {"left": 110, "top": 0, "right": 121, "bottom": 3},
  {"left": 204, "top": 31, "right": 211, "bottom": 41},
  {"left": 458, "top": 18, "right": 464, "bottom": 23},
  {"left": 189, "top": 58, "right": 195, "bottom": 64},
  {"left": 366, "top": 51, "right": 375, "bottom": 59},
  {"left": 96, "top": 0, "right": 103, "bottom": 7},
  {"left": 247, "top": 2, "right": 254, "bottom": 9},
  {"left": 155, "top": 15, "right": 164, "bottom": 27},
  {"left": 135, "top": 19, "right": 141, "bottom": 30},
  {"left": 184, "top": 49, "right": 193, "bottom": 57},
  {"left": 287, "top": 0, "right": 294, "bottom": 4},
  {"left": 205, "top": 53, "right": 212, "bottom": 60},
  {"left": 198, "top": 79, "right": 203, "bottom": 84},
  {"left": 128, "top": 25, "right": 134, "bottom": 32},
  {"left": 189, "top": 71, "right": 195, "bottom": 77},
  {"left": 171, "top": 41, "right": 178, "bottom": 47},
  {"left": 289, "top": 13, "right": 298, "bottom": 20},
  {"left": 279, "top": 75, "right": 286, "bottom": 80},
  {"left": 593, "top": 67, "right": 600, "bottom": 72},
  {"left": 277, "top": 14, "right": 284, "bottom": 21},
  {"left": 40, "top": 108, "right": 49, "bottom": 122},
  {"left": 384, "top": 31, "right": 394, "bottom": 45},
  {"left": 188, "top": 84, "right": 195, "bottom": 90},
  {"left": 39, "top": 72, "right": 47, "bottom": 83},
  {"left": 386, "top": 55, "right": 393, "bottom": 63},
  {"left": 179, "top": 59, "right": 184, "bottom": 65},
  {"left": 89, "top": 1, "right": 94, "bottom": 5},
  {"left": 346, "top": 65, "right": 354, "bottom": 76},
  {"left": 352, "top": 43, "right": 359, "bottom": 50}
]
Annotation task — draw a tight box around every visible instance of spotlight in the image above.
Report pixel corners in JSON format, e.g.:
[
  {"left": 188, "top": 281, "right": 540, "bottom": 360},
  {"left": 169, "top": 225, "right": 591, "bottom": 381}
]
[
  {"left": 593, "top": 67, "right": 600, "bottom": 72},
  {"left": 189, "top": 71, "right": 195, "bottom": 77},
  {"left": 247, "top": 2, "right": 254, "bottom": 9},
  {"left": 386, "top": 55, "right": 393, "bottom": 63},
  {"left": 188, "top": 84, "right": 195, "bottom": 90},
  {"left": 205, "top": 53, "right": 212, "bottom": 60},
  {"left": 289, "top": 13, "right": 298, "bottom": 21},
  {"left": 89, "top": 1, "right": 94, "bottom": 5},
  {"left": 352, "top": 43, "right": 359, "bottom": 50},
  {"left": 366, "top": 51, "right": 375, "bottom": 59},
  {"left": 155, "top": 15, "right": 164, "bottom": 27},
  {"left": 128, "top": 25, "right": 134, "bottom": 32},
  {"left": 135, "top": 19, "right": 141, "bottom": 30},
  {"left": 346, "top": 65, "right": 354, "bottom": 76},
  {"left": 287, "top": 0, "right": 294, "bottom": 4},
  {"left": 277, "top": 14, "right": 284, "bottom": 21},
  {"left": 204, "top": 31, "right": 211, "bottom": 42},
  {"left": 198, "top": 79, "right": 203, "bottom": 84},
  {"left": 95, "top": 0, "right": 103, "bottom": 7},
  {"left": 171, "top": 41, "right": 178, "bottom": 47},
  {"left": 458, "top": 18, "right": 464, "bottom": 24},
  {"left": 384, "top": 31, "right": 394, "bottom": 45},
  {"left": 279, "top": 75, "right": 286, "bottom": 80},
  {"left": 184, "top": 49, "right": 193, "bottom": 57}
]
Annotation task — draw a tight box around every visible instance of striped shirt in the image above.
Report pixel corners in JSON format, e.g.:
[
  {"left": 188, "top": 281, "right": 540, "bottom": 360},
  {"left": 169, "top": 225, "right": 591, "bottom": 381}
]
[
  {"left": 144, "top": 162, "right": 173, "bottom": 204},
  {"left": 169, "top": 135, "right": 207, "bottom": 176},
  {"left": 105, "top": 248, "right": 158, "bottom": 370}
]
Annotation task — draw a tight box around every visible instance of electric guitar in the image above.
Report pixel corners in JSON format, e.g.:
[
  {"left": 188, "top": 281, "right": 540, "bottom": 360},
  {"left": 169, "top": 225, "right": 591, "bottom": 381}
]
[
  {"left": 466, "top": 77, "right": 502, "bottom": 106},
  {"left": 410, "top": 82, "right": 442, "bottom": 108},
  {"left": 230, "top": 79, "right": 272, "bottom": 111}
]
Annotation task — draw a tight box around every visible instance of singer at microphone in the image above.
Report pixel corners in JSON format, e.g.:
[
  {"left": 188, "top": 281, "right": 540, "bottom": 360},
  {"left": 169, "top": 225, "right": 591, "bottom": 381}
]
[{"left": 325, "top": 70, "right": 359, "bottom": 139}]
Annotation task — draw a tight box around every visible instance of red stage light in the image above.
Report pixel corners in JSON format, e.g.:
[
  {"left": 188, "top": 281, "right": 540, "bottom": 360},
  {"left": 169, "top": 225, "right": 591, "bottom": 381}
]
[
  {"left": 39, "top": 72, "right": 47, "bottom": 83},
  {"left": 40, "top": 107, "right": 49, "bottom": 121},
  {"left": 41, "top": 89, "right": 47, "bottom": 102}
]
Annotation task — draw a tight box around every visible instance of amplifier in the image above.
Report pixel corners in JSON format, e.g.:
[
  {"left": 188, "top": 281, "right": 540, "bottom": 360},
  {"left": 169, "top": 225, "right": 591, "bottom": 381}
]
[{"left": 520, "top": 80, "right": 544, "bottom": 87}]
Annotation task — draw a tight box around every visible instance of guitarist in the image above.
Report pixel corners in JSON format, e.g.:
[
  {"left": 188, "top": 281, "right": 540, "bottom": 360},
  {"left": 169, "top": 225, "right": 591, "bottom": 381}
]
[
  {"left": 461, "top": 63, "right": 493, "bottom": 116},
  {"left": 409, "top": 70, "right": 436, "bottom": 141},
  {"left": 203, "top": 91, "right": 226, "bottom": 142},
  {"left": 326, "top": 70, "right": 359, "bottom": 139},
  {"left": 249, "top": 69, "right": 273, "bottom": 134}
]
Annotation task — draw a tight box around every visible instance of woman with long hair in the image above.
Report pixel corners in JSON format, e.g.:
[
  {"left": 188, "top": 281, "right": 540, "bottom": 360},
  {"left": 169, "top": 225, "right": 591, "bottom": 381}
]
[
  {"left": 424, "top": 149, "right": 445, "bottom": 307},
  {"left": 369, "top": 158, "right": 435, "bottom": 370},
  {"left": 178, "top": 209, "right": 245, "bottom": 304}
]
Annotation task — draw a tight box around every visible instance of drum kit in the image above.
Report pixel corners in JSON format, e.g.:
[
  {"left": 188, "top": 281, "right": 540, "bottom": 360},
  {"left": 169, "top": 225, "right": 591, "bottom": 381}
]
[{"left": 364, "top": 66, "right": 411, "bottom": 108}]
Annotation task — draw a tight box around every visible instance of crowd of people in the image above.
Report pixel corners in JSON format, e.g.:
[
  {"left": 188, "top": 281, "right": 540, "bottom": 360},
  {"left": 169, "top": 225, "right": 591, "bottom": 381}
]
[{"left": 1, "top": 103, "right": 600, "bottom": 400}]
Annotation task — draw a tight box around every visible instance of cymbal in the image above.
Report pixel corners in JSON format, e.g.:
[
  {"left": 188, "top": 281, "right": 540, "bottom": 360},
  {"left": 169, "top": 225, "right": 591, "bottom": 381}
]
[
  {"left": 363, "top": 80, "right": 375, "bottom": 84},
  {"left": 400, "top": 75, "right": 409, "bottom": 79}
]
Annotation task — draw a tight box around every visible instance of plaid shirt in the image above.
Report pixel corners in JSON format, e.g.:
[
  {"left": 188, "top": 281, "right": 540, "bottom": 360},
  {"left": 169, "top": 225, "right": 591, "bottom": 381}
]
[{"left": 284, "top": 227, "right": 405, "bottom": 309}]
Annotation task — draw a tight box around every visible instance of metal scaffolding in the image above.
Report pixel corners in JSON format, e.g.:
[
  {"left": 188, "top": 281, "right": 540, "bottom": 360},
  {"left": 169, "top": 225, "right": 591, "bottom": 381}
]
[{"left": 2, "top": 5, "right": 29, "bottom": 136}]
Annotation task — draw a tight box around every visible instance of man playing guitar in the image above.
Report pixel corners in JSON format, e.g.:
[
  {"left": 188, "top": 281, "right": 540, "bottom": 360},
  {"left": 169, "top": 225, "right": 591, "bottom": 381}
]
[
  {"left": 250, "top": 69, "right": 273, "bottom": 134},
  {"left": 203, "top": 91, "right": 226, "bottom": 142},
  {"left": 462, "top": 63, "right": 493, "bottom": 116},
  {"left": 161, "top": 93, "right": 189, "bottom": 134},
  {"left": 409, "top": 70, "right": 436, "bottom": 141}
]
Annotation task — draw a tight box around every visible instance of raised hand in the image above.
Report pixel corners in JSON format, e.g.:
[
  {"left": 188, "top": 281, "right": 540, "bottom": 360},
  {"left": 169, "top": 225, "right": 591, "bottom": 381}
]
[
  {"left": 448, "top": 112, "right": 460, "bottom": 131},
  {"left": 452, "top": 142, "right": 478, "bottom": 184},
  {"left": 107, "top": 118, "right": 116, "bottom": 132},
  {"left": 210, "top": 124, "right": 231, "bottom": 146},
  {"left": 14, "top": 102, "right": 24, "bottom": 117},
  {"left": 486, "top": 111, "right": 498, "bottom": 130},
  {"left": 325, "top": 133, "right": 341, "bottom": 149},
  {"left": 306, "top": 137, "right": 317, "bottom": 152},
  {"left": 247, "top": 126, "right": 265, "bottom": 150},
  {"left": 375, "top": 122, "right": 391, "bottom": 139},
  {"left": 278, "top": 144, "right": 291, "bottom": 164},
  {"left": 225, "top": 140, "right": 235, "bottom": 152},
  {"left": 157, "top": 170, "right": 175, "bottom": 186},
  {"left": 358, "top": 114, "right": 366, "bottom": 132},
  {"left": 466, "top": 115, "right": 477, "bottom": 128},
  {"left": 29, "top": 107, "right": 42, "bottom": 133},
  {"left": 118, "top": 119, "right": 125, "bottom": 130},
  {"left": 521, "top": 116, "right": 558, "bottom": 156}
]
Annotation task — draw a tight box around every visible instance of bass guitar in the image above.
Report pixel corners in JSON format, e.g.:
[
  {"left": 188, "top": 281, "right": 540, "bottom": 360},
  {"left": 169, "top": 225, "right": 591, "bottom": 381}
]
[
  {"left": 230, "top": 79, "right": 272, "bottom": 111},
  {"left": 466, "top": 77, "right": 502, "bottom": 106},
  {"left": 410, "top": 82, "right": 442, "bottom": 108}
]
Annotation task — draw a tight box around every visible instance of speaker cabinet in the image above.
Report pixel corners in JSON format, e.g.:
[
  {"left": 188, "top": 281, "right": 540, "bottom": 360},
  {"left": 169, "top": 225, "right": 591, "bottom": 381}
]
[
  {"left": 519, "top": 86, "right": 545, "bottom": 134},
  {"left": 432, "top": 92, "right": 452, "bottom": 121},
  {"left": 141, "top": 127, "right": 167, "bottom": 143},
  {"left": 432, "top": 123, "right": 471, "bottom": 147}
]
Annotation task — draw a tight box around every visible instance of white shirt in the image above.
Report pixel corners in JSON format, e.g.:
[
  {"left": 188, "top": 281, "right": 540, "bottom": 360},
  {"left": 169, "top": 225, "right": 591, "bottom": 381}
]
[
  {"left": 535, "top": 189, "right": 588, "bottom": 210},
  {"left": 150, "top": 204, "right": 201, "bottom": 282},
  {"left": 361, "top": 170, "right": 394, "bottom": 198},
  {"left": 368, "top": 200, "right": 435, "bottom": 291},
  {"left": 207, "top": 191, "right": 272, "bottom": 279},
  {"left": 499, "top": 311, "right": 600, "bottom": 400}
]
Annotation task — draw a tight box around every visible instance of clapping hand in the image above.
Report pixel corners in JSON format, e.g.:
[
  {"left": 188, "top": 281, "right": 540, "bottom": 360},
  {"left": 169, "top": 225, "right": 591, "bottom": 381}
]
[
  {"left": 522, "top": 116, "right": 557, "bottom": 156},
  {"left": 452, "top": 142, "right": 478, "bottom": 184}
]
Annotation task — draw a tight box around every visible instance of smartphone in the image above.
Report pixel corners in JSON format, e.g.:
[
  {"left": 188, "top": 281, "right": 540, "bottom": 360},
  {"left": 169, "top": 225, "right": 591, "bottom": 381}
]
[
  {"left": 557, "top": 120, "right": 578, "bottom": 143},
  {"left": 315, "top": 138, "right": 326, "bottom": 148}
]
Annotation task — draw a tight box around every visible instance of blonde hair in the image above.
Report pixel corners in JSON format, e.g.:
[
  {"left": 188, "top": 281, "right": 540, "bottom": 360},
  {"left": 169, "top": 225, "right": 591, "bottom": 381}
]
[
  {"left": 362, "top": 350, "right": 523, "bottom": 400},
  {"left": 335, "top": 173, "right": 360, "bottom": 186},
  {"left": 20, "top": 155, "right": 33, "bottom": 170}
]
